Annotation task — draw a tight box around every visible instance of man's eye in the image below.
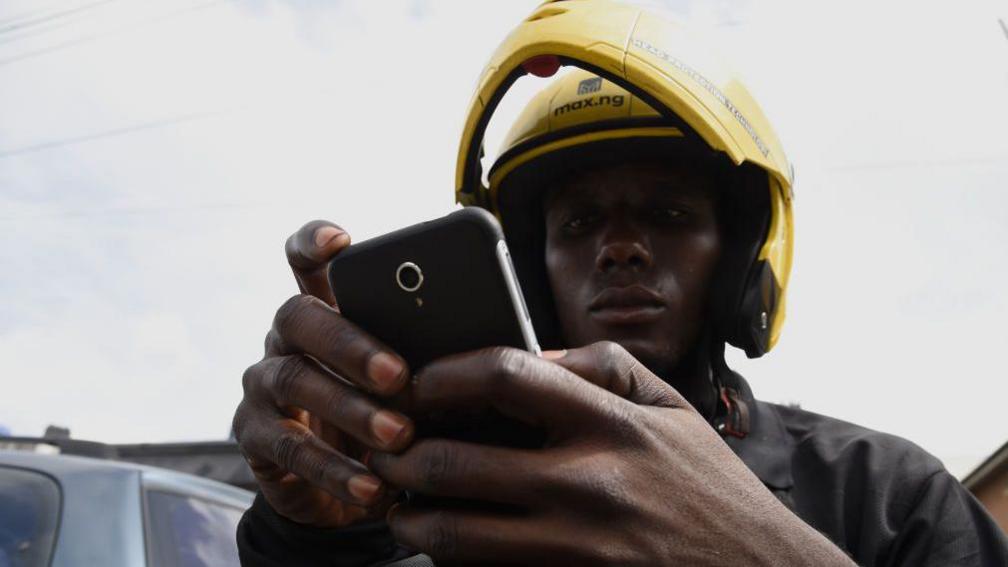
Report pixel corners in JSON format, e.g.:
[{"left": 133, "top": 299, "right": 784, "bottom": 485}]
[
  {"left": 652, "top": 208, "right": 686, "bottom": 222},
  {"left": 563, "top": 213, "right": 600, "bottom": 231}
]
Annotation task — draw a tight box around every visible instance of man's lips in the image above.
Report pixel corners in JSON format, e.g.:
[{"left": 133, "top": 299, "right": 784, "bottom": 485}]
[{"left": 588, "top": 285, "right": 666, "bottom": 325}]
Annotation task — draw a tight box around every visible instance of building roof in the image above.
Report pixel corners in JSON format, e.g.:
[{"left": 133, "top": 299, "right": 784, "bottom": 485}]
[{"left": 962, "top": 440, "right": 1008, "bottom": 490}]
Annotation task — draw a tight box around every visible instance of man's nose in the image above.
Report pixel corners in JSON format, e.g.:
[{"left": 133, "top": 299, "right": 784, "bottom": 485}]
[{"left": 596, "top": 230, "right": 653, "bottom": 273}]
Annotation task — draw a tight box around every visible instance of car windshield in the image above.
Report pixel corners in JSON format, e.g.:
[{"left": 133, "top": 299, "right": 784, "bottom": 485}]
[
  {"left": 145, "top": 490, "right": 244, "bottom": 567},
  {"left": 0, "top": 466, "right": 60, "bottom": 567}
]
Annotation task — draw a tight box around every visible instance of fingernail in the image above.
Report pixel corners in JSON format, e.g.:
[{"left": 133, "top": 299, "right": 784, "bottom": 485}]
[
  {"left": 368, "top": 352, "right": 406, "bottom": 388},
  {"left": 371, "top": 410, "right": 408, "bottom": 446},
  {"left": 347, "top": 474, "right": 381, "bottom": 502},
  {"left": 541, "top": 349, "right": 568, "bottom": 360},
  {"left": 314, "top": 226, "right": 349, "bottom": 249}
]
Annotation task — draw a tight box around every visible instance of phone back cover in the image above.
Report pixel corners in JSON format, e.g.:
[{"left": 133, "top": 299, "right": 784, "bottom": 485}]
[{"left": 328, "top": 209, "right": 527, "bottom": 370}]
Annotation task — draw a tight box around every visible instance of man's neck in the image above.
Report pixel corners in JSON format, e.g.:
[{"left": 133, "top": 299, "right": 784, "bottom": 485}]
[{"left": 653, "top": 346, "right": 719, "bottom": 420}]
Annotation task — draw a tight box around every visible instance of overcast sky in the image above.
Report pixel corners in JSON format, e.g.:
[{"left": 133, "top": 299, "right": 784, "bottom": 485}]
[{"left": 1, "top": 0, "right": 1006, "bottom": 478}]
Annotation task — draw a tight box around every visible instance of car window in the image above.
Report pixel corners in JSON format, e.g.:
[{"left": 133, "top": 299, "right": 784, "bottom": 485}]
[
  {"left": 0, "top": 466, "right": 60, "bottom": 567},
  {"left": 145, "top": 490, "right": 244, "bottom": 567}
]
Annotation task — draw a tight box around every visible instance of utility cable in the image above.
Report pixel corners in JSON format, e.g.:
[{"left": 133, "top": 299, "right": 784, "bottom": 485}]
[
  {"left": 0, "top": 15, "right": 88, "bottom": 47},
  {"left": 825, "top": 155, "right": 1008, "bottom": 172},
  {"left": 0, "top": 0, "right": 236, "bottom": 68},
  {"left": 0, "top": 0, "right": 120, "bottom": 48},
  {"left": 0, "top": 0, "right": 118, "bottom": 35},
  {"left": 0, "top": 0, "right": 97, "bottom": 26},
  {"left": 0, "top": 202, "right": 266, "bottom": 223},
  {"left": 0, "top": 111, "right": 223, "bottom": 159}
]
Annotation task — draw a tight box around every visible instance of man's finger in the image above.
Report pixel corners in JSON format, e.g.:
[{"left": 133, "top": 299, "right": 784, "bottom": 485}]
[
  {"left": 409, "top": 347, "right": 627, "bottom": 433},
  {"left": 285, "top": 220, "right": 350, "bottom": 306},
  {"left": 368, "top": 439, "right": 552, "bottom": 506},
  {"left": 233, "top": 403, "right": 385, "bottom": 507},
  {"left": 387, "top": 505, "right": 569, "bottom": 564},
  {"left": 272, "top": 294, "right": 409, "bottom": 396},
  {"left": 246, "top": 355, "right": 414, "bottom": 453},
  {"left": 544, "top": 341, "right": 687, "bottom": 408}
]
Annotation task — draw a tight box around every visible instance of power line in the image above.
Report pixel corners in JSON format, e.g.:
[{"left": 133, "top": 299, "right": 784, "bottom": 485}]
[
  {"left": 0, "top": 0, "right": 236, "bottom": 68},
  {"left": 0, "top": 111, "right": 223, "bottom": 159},
  {"left": 0, "top": 0, "right": 120, "bottom": 48},
  {"left": 825, "top": 155, "right": 1008, "bottom": 172},
  {"left": 0, "top": 15, "right": 86, "bottom": 48},
  {"left": 0, "top": 202, "right": 266, "bottom": 223},
  {"left": 0, "top": 0, "right": 95, "bottom": 26},
  {"left": 0, "top": 0, "right": 118, "bottom": 35}
]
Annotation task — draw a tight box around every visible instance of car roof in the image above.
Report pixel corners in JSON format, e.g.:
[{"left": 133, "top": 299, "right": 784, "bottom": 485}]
[
  {"left": 1, "top": 450, "right": 143, "bottom": 478},
  {"left": 0, "top": 450, "right": 253, "bottom": 507},
  {"left": 2, "top": 449, "right": 254, "bottom": 567},
  {"left": 0, "top": 436, "right": 258, "bottom": 491}
]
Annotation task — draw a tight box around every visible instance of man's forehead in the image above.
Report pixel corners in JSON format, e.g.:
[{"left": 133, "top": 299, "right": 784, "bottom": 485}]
[{"left": 544, "top": 161, "right": 718, "bottom": 209}]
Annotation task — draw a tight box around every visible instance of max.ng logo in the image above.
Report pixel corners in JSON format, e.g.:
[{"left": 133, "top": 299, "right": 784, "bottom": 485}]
[
  {"left": 553, "top": 94, "right": 625, "bottom": 116},
  {"left": 577, "top": 77, "right": 603, "bottom": 95}
]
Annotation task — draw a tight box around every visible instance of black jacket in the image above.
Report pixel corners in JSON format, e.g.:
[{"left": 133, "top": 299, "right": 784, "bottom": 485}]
[{"left": 236, "top": 375, "right": 1008, "bottom": 566}]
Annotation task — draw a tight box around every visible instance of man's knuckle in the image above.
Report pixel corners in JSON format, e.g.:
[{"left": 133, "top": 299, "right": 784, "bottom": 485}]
[
  {"left": 274, "top": 294, "right": 317, "bottom": 335},
  {"left": 590, "top": 340, "right": 637, "bottom": 395},
  {"left": 489, "top": 347, "right": 529, "bottom": 389},
  {"left": 241, "top": 364, "right": 259, "bottom": 395},
  {"left": 315, "top": 317, "right": 356, "bottom": 356},
  {"left": 230, "top": 405, "right": 248, "bottom": 444},
  {"left": 313, "top": 453, "right": 344, "bottom": 485},
  {"left": 263, "top": 329, "right": 286, "bottom": 356},
  {"left": 232, "top": 405, "right": 278, "bottom": 462},
  {"left": 596, "top": 340, "right": 627, "bottom": 361},
  {"left": 322, "top": 383, "right": 351, "bottom": 415},
  {"left": 271, "top": 428, "right": 313, "bottom": 473},
  {"left": 600, "top": 340, "right": 628, "bottom": 369},
  {"left": 267, "top": 355, "right": 307, "bottom": 403},
  {"left": 419, "top": 442, "right": 460, "bottom": 491},
  {"left": 425, "top": 511, "right": 459, "bottom": 559}
]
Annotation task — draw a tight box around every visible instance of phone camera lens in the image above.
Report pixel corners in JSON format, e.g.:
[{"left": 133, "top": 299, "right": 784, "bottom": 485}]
[
  {"left": 400, "top": 268, "right": 420, "bottom": 288},
  {"left": 396, "top": 262, "right": 423, "bottom": 292}
]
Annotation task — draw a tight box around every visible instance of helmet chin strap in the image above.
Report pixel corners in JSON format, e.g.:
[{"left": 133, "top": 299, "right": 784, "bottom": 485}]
[{"left": 709, "top": 339, "right": 751, "bottom": 438}]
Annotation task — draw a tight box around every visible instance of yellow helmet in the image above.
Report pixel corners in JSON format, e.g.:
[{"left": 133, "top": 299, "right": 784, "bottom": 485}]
[{"left": 455, "top": 0, "right": 794, "bottom": 358}]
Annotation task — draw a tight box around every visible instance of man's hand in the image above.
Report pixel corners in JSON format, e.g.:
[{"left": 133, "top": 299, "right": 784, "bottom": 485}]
[
  {"left": 232, "top": 221, "right": 415, "bottom": 528},
  {"left": 370, "top": 342, "right": 855, "bottom": 566}
]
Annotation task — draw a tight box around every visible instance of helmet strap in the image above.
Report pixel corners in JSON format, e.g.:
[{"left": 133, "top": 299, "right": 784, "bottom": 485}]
[{"left": 709, "top": 340, "right": 752, "bottom": 438}]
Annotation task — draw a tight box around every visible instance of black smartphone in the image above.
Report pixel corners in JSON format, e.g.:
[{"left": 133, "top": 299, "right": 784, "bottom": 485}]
[{"left": 327, "top": 207, "right": 540, "bottom": 370}]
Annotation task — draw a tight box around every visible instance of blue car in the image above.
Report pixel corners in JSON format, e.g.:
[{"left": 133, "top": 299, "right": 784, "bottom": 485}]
[{"left": 0, "top": 449, "right": 254, "bottom": 567}]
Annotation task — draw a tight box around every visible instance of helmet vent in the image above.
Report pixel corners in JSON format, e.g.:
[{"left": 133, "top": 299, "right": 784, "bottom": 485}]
[{"left": 525, "top": 6, "right": 568, "bottom": 22}]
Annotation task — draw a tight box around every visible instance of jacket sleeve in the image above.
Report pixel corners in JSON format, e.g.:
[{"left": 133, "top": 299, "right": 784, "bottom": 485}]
[
  {"left": 236, "top": 492, "right": 428, "bottom": 567},
  {"left": 783, "top": 413, "right": 1008, "bottom": 567},
  {"left": 884, "top": 470, "right": 1008, "bottom": 567}
]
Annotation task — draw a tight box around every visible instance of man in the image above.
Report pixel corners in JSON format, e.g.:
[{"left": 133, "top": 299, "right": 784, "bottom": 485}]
[{"left": 232, "top": 2, "right": 1008, "bottom": 565}]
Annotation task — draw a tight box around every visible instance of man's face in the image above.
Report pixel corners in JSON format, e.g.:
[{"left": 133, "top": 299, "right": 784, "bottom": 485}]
[{"left": 543, "top": 161, "right": 721, "bottom": 377}]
